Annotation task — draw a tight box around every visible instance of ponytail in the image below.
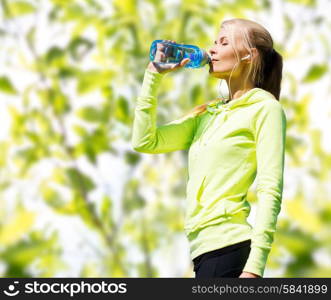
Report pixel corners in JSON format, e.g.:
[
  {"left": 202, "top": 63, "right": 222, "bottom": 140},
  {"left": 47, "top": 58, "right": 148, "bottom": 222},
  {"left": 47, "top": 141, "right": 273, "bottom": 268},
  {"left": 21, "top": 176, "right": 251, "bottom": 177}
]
[{"left": 255, "top": 48, "right": 283, "bottom": 100}]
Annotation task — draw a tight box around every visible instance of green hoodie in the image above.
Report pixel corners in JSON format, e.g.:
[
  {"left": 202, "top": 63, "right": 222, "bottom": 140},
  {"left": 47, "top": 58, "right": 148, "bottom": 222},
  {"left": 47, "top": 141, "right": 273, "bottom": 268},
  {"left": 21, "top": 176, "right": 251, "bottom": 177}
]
[{"left": 132, "top": 69, "right": 287, "bottom": 277}]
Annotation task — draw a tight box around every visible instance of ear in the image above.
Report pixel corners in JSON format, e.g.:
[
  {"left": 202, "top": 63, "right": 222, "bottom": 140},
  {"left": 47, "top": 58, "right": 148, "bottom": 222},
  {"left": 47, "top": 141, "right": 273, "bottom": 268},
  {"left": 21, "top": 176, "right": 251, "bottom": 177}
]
[
  {"left": 246, "top": 47, "right": 258, "bottom": 63},
  {"left": 251, "top": 48, "right": 259, "bottom": 60}
]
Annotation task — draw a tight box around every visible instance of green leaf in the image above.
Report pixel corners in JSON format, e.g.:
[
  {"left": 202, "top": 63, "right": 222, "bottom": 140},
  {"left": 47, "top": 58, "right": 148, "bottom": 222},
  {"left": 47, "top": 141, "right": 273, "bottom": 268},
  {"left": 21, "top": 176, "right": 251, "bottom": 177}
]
[
  {"left": 0, "top": 76, "right": 17, "bottom": 95},
  {"left": 100, "top": 195, "right": 114, "bottom": 231},
  {"left": 76, "top": 106, "right": 103, "bottom": 122},
  {"left": 1, "top": 231, "right": 59, "bottom": 269},
  {"left": 41, "top": 185, "right": 66, "bottom": 210},
  {"left": 88, "top": 128, "right": 109, "bottom": 153},
  {"left": 45, "top": 46, "right": 66, "bottom": 65},
  {"left": 68, "top": 37, "right": 94, "bottom": 61},
  {"left": 85, "top": 144, "right": 97, "bottom": 164},
  {"left": 71, "top": 192, "right": 96, "bottom": 228},
  {"left": 0, "top": 141, "right": 9, "bottom": 166},
  {"left": 26, "top": 26, "right": 36, "bottom": 50},
  {"left": 15, "top": 147, "right": 38, "bottom": 163},
  {"left": 66, "top": 168, "right": 96, "bottom": 192},
  {"left": 287, "top": 0, "right": 316, "bottom": 6},
  {"left": 122, "top": 179, "right": 145, "bottom": 213},
  {"left": 124, "top": 150, "right": 141, "bottom": 166},
  {"left": 285, "top": 194, "right": 323, "bottom": 234},
  {"left": 14, "top": 146, "right": 42, "bottom": 175},
  {"left": 7, "top": 1, "right": 36, "bottom": 17},
  {"left": 113, "top": 0, "right": 137, "bottom": 15},
  {"left": 77, "top": 70, "right": 114, "bottom": 95},
  {"left": 302, "top": 64, "right": 328, "bottom": 83},
  {"left": 34, "top": 253, "right": 68, "bottom": 277},
  {"left": 115, "top": 96, "right": 129, "bottom": 123},
  {"left": 72, "top": 126, "right": 110, "bottom": 163},
  {"left": 31, "top": 109, "right": 54, "bottom": 137},
  {"left": 0, "top": 210, "right": 35, "bottom": 247},
  {"left": 190, "top": 84, "right": 203, "bottom": 105},
  {"left": 73, "top": 124, "right": 88, "bottom": 137},
  {"left": 58, "top": 66, "right": 77, "bottom": 79},
  {"left": 46, "top": 194, "right": 78, "bottom": 215},
  {"left": 53, "top": 91, "right": 70, "bottom": 114}
]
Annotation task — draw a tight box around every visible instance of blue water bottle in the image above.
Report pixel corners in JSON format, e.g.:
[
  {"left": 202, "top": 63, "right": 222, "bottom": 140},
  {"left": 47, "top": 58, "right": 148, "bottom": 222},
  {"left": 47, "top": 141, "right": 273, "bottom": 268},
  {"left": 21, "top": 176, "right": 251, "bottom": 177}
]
[{"left": 149, "top": 40, "right": 211, "bottom": 69}]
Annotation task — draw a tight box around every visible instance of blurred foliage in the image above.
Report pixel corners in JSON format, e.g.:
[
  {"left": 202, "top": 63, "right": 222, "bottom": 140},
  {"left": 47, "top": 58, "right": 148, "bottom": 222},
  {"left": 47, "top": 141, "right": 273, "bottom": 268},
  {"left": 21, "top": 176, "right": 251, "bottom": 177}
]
[{"left": 0, "top": 0, "right": 330, "bottom": 277}]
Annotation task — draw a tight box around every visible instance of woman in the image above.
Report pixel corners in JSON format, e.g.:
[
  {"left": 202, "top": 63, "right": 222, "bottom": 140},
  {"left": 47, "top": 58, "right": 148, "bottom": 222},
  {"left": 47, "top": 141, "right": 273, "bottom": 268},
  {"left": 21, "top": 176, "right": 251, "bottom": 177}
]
[{"left": 131, "top": 18, "right": 286, "bottom": 278}]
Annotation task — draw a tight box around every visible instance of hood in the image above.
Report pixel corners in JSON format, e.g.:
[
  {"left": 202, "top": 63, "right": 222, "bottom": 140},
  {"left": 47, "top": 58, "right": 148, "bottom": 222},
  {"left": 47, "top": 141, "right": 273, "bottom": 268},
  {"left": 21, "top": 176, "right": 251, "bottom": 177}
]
[
  {"left": 198, "top": 88, "right": 275, "bottom": 147},
  {"left": 206, "top": 87, "right": 275, "bottom": 114}
]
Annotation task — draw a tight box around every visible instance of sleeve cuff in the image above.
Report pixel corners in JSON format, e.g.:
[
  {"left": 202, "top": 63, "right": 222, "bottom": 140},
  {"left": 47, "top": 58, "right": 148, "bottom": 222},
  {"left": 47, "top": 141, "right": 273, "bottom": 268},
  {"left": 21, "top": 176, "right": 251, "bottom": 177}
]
[
  {"left": 140, "top": 69, "right": 165, "bottom": 98},
  {"left": 242, "top": 245, "right": 271, "bottom": 277}
]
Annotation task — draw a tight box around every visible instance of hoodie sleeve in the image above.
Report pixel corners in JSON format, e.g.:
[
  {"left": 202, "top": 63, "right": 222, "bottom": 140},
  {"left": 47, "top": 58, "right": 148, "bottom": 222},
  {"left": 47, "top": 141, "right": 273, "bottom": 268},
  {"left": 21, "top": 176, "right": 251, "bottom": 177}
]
[
  {"left": 131, "top": 69, "right": 196, "bottom": 154},
  {"left": 243, "top": 100, "right": 287, "bottom": 277}
]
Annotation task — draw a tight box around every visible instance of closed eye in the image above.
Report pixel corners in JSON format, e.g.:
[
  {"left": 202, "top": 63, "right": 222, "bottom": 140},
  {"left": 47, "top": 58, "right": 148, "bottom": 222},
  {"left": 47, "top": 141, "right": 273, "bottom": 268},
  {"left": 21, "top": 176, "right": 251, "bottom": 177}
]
[{"left": 214, "top": 40, "right": 228, "bottom": 45}]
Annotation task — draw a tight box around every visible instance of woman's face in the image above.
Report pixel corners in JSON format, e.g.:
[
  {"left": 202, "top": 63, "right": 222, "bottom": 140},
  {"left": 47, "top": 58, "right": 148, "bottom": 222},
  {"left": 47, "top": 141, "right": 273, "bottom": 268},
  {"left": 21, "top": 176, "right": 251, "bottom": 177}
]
[{"left": 208, "top": 28, "right": 246, "bottom": 79}]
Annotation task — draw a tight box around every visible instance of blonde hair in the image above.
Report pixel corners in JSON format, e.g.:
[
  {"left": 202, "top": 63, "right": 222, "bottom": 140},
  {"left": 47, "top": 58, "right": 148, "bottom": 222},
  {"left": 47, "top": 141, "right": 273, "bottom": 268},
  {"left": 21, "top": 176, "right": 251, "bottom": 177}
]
[{"left": 186, "top": 18, "right": 283, "bottom": 118}]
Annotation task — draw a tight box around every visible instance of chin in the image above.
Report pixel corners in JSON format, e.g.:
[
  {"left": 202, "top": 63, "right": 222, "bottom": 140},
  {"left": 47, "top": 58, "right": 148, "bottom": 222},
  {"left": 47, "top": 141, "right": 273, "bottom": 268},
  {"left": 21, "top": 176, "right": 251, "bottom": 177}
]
[
  {"left": 208, "top": 65, "right": 219, "bottom": 74},
  {"left": 208, "top": 66, "right": 217, "bottom": 75},
  {"left": 208, "top": 69, "right": 226, "bottom": 79}
]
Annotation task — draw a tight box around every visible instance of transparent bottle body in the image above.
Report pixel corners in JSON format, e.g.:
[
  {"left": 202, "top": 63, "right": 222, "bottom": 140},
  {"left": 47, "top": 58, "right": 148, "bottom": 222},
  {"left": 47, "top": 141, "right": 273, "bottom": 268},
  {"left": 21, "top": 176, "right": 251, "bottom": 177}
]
[{"left": 149, "top": 40, "right": 211, "bottom": 69}]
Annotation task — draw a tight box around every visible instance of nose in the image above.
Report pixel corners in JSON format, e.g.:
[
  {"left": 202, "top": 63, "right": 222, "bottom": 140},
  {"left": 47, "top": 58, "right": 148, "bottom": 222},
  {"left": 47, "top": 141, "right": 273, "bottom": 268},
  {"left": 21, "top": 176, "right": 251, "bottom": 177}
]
[{"left": 208, "top": 47, "right": 216, "bottom": 57}]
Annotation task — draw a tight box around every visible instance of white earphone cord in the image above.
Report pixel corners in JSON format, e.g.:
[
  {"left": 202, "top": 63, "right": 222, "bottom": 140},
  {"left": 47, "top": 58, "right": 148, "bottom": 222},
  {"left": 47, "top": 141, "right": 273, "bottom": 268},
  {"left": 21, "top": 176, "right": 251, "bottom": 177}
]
[{"left": 218, "top": 54, "right": 250, "bottom": 101}]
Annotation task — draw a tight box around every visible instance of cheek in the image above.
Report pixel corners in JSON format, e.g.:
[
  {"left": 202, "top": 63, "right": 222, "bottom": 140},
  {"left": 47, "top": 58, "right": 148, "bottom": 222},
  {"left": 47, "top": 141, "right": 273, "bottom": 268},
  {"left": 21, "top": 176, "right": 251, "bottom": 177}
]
[
  {"left": 215, "top": 50, "right": 237, "bottom": 65},
  {"left": 222, "top": 49, "right": 237, "bottom": 61},
  {"left": 212, "top": 48, "right": 240, "bottom": 69},
  {"left": 214, "top": 58, "right": 237, "bottom": 69}
]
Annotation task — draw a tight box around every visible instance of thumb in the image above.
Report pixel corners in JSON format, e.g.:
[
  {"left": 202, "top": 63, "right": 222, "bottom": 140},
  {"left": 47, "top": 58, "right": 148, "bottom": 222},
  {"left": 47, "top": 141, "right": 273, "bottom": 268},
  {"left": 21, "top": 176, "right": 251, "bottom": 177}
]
[{"left": 180, "top": 58, "right": 190, "bottom": 67}]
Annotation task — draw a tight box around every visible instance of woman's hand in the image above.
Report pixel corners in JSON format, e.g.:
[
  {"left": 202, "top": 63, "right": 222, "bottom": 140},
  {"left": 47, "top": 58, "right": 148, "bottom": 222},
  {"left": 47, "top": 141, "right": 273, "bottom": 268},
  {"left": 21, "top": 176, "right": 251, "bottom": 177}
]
[
  {"left": 147, "top": 39, "right": 190, "bottom": 74},
  {"left": 239, "top": 271, "right": 261, "bottom": 278}
]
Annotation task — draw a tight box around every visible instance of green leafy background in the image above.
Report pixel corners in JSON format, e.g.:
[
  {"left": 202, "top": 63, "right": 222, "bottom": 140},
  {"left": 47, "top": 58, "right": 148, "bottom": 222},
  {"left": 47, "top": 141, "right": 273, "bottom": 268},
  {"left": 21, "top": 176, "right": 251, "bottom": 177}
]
[{"left": 0, "top": 0, "right": 330, "bottom": 277}]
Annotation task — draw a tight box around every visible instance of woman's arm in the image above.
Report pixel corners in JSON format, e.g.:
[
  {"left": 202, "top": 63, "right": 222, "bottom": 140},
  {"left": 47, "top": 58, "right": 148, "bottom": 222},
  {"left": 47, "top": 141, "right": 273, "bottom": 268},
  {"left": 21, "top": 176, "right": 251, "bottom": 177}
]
[
  {"left": 131, "top": 69, "right": 196, "bottom": 154},
  {"left": 242, "top": 100, "right": 287, "bottom": 277}
]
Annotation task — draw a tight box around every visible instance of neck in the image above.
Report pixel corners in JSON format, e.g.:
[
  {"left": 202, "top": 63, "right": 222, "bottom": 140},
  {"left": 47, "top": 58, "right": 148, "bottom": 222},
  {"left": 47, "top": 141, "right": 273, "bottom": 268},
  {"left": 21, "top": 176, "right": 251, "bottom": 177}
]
[{"left": 225, "top": 79, "right": 255, "bottom": 102}]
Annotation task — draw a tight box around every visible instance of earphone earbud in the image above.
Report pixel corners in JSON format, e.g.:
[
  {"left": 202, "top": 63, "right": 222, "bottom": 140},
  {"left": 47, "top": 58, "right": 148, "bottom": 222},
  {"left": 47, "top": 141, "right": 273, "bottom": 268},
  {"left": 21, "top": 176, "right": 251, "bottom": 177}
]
[{"left": 241, "top": 54, "right": 251, "bottom": 61}]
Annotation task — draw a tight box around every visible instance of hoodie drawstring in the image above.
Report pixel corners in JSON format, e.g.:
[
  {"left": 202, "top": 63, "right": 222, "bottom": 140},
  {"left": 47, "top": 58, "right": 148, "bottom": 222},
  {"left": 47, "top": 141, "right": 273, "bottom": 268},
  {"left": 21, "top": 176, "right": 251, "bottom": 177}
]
[
  {"left": 198, "top": 101, "right": 230, "bottom": 147},
  {"left": 197, "top": 88, "right": 263, "bottom": 148}
]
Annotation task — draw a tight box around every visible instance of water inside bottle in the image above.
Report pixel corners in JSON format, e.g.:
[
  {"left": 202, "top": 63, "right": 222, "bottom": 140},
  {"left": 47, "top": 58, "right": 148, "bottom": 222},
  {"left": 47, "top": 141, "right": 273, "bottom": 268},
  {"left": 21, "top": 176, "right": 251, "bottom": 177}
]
[{"left": 150, "top": 40, "right": 211, "bottom": 68}]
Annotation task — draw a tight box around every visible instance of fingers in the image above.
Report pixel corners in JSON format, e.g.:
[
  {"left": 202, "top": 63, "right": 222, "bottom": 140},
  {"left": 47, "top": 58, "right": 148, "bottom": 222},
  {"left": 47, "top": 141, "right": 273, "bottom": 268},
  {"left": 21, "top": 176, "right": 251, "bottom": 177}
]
[
  {"left": 170, "top": 58, "right": 190, "bottom": 71},
  {"left": 154, "top": 50, "right": 166, "bottom": 62},
  {"left": 155, "top": 40, "right": 190, "bottom": 72},
  {"left": 178, "top": 58, "right": 190, "bottom": 67},
  {"left": 181, "top": 58, "right": 190, "bottom": 66}
]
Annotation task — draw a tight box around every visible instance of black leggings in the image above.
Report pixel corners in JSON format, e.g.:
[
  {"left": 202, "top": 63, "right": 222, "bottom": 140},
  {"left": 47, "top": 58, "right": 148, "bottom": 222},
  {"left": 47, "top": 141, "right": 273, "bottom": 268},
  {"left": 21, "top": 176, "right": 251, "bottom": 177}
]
[{"left": 193, "top": 239, "right": 251, "bottom": 278}]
